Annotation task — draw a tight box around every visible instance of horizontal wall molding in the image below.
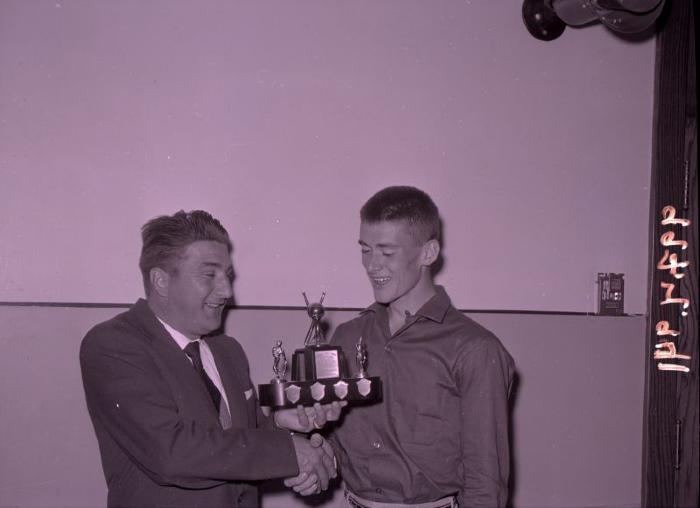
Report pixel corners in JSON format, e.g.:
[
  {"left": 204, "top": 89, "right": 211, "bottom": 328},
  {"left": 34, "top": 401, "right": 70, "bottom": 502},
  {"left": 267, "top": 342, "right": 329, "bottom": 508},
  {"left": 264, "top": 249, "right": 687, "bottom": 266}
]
[{"left": 0, "top": 301, "right": 644, "bottom": 317}]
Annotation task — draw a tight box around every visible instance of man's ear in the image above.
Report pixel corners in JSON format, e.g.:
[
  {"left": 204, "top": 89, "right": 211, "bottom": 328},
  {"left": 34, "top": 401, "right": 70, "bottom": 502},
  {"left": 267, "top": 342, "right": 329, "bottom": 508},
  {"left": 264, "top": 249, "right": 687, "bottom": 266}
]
[
  {"left": 150, "top": 267, "right": 170, "bottom": 298},
  {"left": 421, "top": 239, "right": 440, "bottom": 267}
]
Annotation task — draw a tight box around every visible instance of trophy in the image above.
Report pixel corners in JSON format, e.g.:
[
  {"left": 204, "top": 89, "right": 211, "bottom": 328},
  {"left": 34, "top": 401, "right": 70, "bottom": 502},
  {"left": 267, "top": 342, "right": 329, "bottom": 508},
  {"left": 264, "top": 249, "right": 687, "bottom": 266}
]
[{"left": 258, "top": 292, "right": 382, "bottom": 408}]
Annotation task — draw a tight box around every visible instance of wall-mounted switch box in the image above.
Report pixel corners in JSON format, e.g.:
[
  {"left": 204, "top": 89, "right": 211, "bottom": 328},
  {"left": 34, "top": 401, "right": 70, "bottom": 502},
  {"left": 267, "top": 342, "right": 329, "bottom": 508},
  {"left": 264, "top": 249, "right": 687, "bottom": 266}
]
[{"left": 597, "top": 273, "right": 625, "bottom": 315}]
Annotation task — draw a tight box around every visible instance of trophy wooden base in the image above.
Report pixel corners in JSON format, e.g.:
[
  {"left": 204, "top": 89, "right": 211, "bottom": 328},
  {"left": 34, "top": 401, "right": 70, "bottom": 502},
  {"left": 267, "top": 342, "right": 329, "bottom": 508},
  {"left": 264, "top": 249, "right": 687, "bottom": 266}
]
[{"left": 258, "top": 376, "right": 382, "bottom": 408}]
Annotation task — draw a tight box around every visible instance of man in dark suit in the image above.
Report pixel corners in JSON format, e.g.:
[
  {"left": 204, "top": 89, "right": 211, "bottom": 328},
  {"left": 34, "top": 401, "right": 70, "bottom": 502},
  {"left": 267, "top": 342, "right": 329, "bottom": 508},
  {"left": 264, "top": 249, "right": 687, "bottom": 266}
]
[{"left": 80, "top": 210, "right": 336, "bottom": 507}]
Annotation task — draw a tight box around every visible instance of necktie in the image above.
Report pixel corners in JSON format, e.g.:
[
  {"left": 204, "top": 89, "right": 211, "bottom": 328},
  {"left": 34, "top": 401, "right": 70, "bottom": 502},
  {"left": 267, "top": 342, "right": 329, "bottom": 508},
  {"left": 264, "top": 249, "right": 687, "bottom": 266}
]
[{"left": 184, "top": 341, "right": 232, "bottom": 429}]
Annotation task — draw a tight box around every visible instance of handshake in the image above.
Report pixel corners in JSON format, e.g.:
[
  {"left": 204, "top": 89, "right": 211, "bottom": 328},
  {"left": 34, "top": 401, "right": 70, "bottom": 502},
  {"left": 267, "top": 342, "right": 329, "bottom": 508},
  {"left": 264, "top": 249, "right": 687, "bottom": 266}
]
[{"left": 274, "top": 401, "right": 347, "bottom": 496}]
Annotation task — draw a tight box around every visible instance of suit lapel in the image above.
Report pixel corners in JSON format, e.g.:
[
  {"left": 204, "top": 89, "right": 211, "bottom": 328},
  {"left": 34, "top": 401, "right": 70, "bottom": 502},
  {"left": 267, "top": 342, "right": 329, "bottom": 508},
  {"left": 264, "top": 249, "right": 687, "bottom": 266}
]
[
  {"left": 127, "top": 299, "right": 221, "bottom": 425},
  {"left": 207, "top": 337, "right": 252, "bottom": 429}
]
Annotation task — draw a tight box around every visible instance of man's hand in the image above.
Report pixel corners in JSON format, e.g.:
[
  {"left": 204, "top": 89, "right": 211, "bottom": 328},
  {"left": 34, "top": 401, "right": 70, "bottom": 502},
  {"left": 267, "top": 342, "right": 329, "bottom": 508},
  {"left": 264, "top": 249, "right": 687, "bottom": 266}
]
[
  {"left": 274, "top": 401, "right": 347, "bottom": 433},
  {"left": 310, "top": 433, "right": 337, "bottom": 480},
  {"left": 284, "top": 434, "right": 337, "bottom": 496}
]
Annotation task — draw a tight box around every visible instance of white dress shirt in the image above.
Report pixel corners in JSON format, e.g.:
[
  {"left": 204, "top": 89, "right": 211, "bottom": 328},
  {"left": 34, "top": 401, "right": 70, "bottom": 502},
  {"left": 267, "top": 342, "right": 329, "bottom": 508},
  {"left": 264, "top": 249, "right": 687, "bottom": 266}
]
[{"left": 157, "top": 318, "right": 231, "bottom": 410}]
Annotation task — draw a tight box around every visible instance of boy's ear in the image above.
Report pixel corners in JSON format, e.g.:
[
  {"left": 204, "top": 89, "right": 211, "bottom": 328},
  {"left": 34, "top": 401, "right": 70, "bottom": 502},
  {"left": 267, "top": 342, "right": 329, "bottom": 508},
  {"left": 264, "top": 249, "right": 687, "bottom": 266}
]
[{"left": 421, "top": 239, "right": 440, "bottom": 267}]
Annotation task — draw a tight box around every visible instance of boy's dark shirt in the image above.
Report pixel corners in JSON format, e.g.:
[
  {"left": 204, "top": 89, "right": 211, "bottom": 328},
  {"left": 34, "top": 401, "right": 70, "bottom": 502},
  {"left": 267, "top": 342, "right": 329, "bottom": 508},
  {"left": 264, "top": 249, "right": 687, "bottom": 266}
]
[{"left": 329, "top": 286, "right": 514, "bottom": 508}]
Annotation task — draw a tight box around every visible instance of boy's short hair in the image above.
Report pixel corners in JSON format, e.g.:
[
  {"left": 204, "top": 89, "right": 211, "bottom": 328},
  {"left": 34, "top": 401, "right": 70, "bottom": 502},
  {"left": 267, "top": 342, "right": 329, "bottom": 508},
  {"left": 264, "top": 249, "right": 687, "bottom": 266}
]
[{"left": 360, "top": 186, "right": 440, "bottom": 244}]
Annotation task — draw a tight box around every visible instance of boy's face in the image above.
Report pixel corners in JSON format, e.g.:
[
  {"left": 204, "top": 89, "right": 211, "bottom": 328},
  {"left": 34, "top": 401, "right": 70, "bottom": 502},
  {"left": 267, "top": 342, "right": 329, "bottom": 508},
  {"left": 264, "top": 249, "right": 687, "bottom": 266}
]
[{"left": 359, "top": 220, "right": 427, "bottom": 306}]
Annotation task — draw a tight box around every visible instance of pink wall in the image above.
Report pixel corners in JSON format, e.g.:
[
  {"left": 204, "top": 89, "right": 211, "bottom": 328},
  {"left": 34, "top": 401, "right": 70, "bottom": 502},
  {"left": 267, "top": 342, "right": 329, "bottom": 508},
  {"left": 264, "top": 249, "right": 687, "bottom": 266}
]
[{"left": 0, "top": 1, "right": 655, "bottom": 313}]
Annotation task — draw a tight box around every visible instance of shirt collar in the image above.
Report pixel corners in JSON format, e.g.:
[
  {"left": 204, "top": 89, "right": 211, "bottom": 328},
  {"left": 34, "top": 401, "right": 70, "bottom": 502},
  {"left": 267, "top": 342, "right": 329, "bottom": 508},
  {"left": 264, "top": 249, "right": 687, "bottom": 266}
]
[
  {"left": 157, "top": 317, "right": 198, "bottom": 350},
  {"left": 360, "top": 285, "right": 451, "bottom": 323}
]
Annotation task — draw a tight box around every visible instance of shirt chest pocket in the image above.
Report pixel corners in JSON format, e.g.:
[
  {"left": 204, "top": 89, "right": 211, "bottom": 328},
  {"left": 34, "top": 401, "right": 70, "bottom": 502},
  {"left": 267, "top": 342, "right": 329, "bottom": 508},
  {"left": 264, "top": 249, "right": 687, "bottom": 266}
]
[
  {"left": 399, "top": 388, "right": 446, "bottom": 446},
  {"left": 410, "top": 412, "right": 444, "bottom": 446},
  {"left": 225, "top": 365, "right": 258, "bottom": 428},
  {"left": 387, "top": 355, "right": 455, "bottom": 447}
]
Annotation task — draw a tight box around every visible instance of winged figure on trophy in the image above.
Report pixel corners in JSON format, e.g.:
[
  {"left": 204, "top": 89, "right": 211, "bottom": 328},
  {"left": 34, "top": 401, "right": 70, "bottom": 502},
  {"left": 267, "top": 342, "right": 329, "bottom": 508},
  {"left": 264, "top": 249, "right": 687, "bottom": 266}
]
[{"left": 303, "top": 291, "right": 326, "bottom": 346}]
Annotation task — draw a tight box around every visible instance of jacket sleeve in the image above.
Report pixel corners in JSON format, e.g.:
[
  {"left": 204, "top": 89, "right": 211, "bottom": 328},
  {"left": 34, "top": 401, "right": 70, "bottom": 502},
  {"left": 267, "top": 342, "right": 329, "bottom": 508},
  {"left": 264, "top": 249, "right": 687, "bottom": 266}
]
[{"left": 79, "top": 323, "right": 299, "bottom": 489}]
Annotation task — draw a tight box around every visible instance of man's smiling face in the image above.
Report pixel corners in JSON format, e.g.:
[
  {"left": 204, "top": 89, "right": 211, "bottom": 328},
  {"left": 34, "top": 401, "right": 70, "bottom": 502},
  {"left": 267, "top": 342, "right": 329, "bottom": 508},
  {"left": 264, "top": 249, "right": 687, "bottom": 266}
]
[{"left": 162, "top": 240, "right": 234, "bottom": 339}]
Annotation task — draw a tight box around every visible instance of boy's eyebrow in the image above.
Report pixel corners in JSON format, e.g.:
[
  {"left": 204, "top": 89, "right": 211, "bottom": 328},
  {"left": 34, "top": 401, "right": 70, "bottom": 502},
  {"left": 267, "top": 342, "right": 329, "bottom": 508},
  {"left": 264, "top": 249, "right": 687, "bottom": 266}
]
[
  {"left": 200, "top": 261, "right": 234, "bottom": 270},
  {"left": 357, "top": 240, "right": 398, "bottom": 248}
]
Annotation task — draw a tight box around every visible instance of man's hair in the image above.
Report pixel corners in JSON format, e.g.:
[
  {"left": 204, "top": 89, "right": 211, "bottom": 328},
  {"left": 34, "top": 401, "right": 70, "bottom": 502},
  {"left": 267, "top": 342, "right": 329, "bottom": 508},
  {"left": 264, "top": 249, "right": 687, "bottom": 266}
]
[
  {"left": 360, "top": 186, "right": 441, "bottom": 244},
  {"left": 139, "top": 210, "right": 232, "bottom": 293}
]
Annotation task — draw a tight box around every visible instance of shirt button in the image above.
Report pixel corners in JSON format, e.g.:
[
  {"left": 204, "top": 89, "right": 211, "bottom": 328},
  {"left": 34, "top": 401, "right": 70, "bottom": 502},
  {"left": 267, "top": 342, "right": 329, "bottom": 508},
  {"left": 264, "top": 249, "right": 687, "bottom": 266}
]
[
  {"left": 372, "top": 441, "right": 381, "bottom": 449},
  {"left": 384, "top": 346, "right": 391, "bottom": 352}
]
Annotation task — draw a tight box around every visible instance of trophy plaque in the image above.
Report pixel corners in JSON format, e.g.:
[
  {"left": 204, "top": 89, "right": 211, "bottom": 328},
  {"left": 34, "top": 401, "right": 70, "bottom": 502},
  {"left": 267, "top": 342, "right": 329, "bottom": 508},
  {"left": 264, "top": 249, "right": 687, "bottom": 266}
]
[{"left": 258, "top": 292, "right": 382, "bottom": 408}]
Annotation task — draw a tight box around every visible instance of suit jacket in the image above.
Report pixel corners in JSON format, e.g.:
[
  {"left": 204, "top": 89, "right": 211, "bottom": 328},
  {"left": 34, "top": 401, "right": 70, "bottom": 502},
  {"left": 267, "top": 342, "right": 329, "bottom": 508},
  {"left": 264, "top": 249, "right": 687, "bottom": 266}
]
[{"left": 80, "top": 299, "right": 298, "bottom": 508}]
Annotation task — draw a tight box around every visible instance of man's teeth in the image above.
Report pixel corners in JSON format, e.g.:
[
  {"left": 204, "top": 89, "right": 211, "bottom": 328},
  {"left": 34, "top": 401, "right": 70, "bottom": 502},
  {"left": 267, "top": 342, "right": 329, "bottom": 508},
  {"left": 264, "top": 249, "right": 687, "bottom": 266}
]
[{"left": 372, "top": 277, "right": 391, "bottom": 284}]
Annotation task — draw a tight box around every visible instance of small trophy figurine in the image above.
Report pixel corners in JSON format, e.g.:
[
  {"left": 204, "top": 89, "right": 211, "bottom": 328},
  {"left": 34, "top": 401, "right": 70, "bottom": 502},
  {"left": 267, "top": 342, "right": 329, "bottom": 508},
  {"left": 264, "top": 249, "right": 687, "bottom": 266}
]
[
  {"left": 355, "top": 336, "right": 367, "bottom": 378},
  {"left": 271, "top": 340, "right": 287, "bottom": 383}
]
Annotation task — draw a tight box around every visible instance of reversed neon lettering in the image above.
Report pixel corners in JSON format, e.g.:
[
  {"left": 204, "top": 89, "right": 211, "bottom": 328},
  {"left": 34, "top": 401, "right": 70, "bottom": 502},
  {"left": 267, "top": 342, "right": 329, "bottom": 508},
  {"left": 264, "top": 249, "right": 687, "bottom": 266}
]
[
  {"left": 655, "top": 320, "right": 680, "bottom": 337},
  {"left": 657, "top": 363, "right": 691, "bottom": 373},
  {"left": 654, "top": 342, "right": 691, "bottom": 360},
  {"left": 660, "top": 231, "right": 688, "bottom": 250},
  {"left": 661, "top": 205, "right": 691, "bottom": 226},
  {"left": 657, "top": 250, "right": 689, "bottom": 279},
  {"left": 660, "top": 282, "right": 690, "bottom": 316}
]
